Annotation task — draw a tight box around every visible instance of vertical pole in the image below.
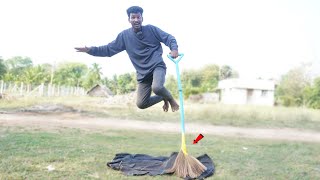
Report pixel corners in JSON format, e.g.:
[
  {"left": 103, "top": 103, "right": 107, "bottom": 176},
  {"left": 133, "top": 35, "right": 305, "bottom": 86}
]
[
  {"left": 168, "top": 54, "right": 187, "bottom": 154},
  {"left": 175, "top": 63, "right": 185, "bottom": 134},
  {"left": 0, "top": 80, "right": 4, "bottom": 94},
  {"left": 48, "top": 83, "right": 51, "bottom": 97},
  {"left": 20, "top": 82, "right": 23, "bottom": 96}
]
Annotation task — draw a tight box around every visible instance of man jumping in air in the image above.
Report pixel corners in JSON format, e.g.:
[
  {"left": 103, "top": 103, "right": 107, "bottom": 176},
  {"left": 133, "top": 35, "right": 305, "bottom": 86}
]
[{"left": 75, "top": 6, "right": 179, "bottom": 112}]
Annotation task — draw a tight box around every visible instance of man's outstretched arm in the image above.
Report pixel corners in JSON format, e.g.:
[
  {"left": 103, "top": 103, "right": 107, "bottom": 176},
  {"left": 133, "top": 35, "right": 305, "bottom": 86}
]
[
  {"left": 75, "top": 47, "right": 91, "bottom": 53},
  {"left": 75, "top": 32, "right": 126, "bottom": 57}
]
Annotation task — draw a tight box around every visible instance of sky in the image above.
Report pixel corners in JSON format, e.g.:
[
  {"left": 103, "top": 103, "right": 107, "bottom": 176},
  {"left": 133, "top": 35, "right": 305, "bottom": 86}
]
[{"left": 1, "top": 0, "right": 320, "bottom": 80}]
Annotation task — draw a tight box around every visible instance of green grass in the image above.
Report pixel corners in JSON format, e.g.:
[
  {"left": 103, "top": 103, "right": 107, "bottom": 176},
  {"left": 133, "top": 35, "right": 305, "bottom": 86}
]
[
  {"left": 0, "top": 127, "right": 320, "bottom": 179},
  {"left": 1, "top": 96, "right": 320, "bottom": 131}
]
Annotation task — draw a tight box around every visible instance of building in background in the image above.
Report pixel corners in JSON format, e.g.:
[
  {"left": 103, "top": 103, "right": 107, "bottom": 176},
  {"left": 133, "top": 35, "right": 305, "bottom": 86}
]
[
  {"left": 87, "top": 84, "right": 113, "bottom": 97},
  {"left": 217, "top": 78, "right": 275, "bottom": 106}
]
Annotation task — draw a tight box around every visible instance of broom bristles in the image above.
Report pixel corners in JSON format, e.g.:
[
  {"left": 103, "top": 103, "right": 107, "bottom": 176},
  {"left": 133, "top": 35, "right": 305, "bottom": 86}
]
[{"left": 166, "top": 150, "right": 207, "bottom": 178}]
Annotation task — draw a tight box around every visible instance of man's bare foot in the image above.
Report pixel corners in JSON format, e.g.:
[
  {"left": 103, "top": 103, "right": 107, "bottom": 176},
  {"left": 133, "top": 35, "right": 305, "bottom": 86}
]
[
  {"left": 168, "top": 99, "right": 179, "bottom": 112},
  {"left": 163, "top": 100, "right": 169, "bottom": 112}
]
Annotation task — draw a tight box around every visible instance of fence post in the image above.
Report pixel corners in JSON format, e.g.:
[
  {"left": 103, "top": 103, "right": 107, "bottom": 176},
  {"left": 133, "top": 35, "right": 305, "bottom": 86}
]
[
  {"left": 57, "top": 85, "right": 60, "bottom": 96},
  {"left": 52, "top": 84, "right": 55, "bottom": 96},
  {"left": 12, "top": 83, "right": 17, "bottom": 93},
  {"left": 0, "top": 82, "right": 86, "bottom": 97},
  {"left": 0, "top": 80, "right": 3, "bottom": 94},
  {"left": 20, "top": 82, "right": 24, "bottom": 96},
  {"left": 39, "top": 83, "right": 44, "bottom": 96},
  {"left": 27, "top": 84, "right": 31, "bottom": 93},
  {"left": 4, "top": 82, "right": 7, "bottom": 93},
  {"left": 48, "top": 84, "right": 51, "bottom": 97}
]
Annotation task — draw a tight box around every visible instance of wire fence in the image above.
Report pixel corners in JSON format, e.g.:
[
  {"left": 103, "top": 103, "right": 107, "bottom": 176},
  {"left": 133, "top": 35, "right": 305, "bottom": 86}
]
[{"left": 0, "top": 80, "right": 86, "bottom": 98}]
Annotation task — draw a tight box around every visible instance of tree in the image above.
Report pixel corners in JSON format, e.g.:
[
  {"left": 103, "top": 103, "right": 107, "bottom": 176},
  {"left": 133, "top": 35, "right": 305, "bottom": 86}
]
[
  {"left": 181, "top": 69, "right": 202, "bottom": 98},
  {"left": 219, "top": 65, "right": 238, "bottom": 80},
  {"left": 276, "top": 64, "right": 311, "bottom": 106},
  {"left": 220, "top": 65, "right": 232, "bottom": 80},
  {"left": 102, "top": 76, "right": 116, "bottom": 94},
  {"left": 109, "top": 75, "right": 119, "bottom": 94},
  {"left": 90, "top": 63, "right": 102, "bottom": 79},
  {"left": 5, "top": 56, "right": 33, "bottom": 80},
  {"left": 83, "top": 63, "right": 103, "bottom": 89},
  {"left": 201, "top": 64, "right": 220, "bottom": 92},
  {"left": 180, "top": 64, "right": 221, "bottom": 98},
  {"left": 117, "top": 73, "right": 137, "bottom": 94},
  {"left": 165, "top": 74, "right": 178, "bottom": 98},
  {"left": 22, "top": 65, "right": 51, "bottom": 85},
  {"left": 102, "top": 73, "right": 137, "bottom": 95},
  {"left": 304, "top": 77, "right": 320, "bottom": 109},
  {"left": 0, "top": 57, "right": 7, "bottom": 79},
  {"left": 54, "top": 62, "right": 88, "bottom": 87}
]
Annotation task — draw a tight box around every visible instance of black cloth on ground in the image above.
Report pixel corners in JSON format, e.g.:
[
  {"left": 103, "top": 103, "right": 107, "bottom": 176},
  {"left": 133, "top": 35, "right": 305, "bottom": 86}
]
[{"left": 107, "top": 152, "right": 214, "bottom": 179}]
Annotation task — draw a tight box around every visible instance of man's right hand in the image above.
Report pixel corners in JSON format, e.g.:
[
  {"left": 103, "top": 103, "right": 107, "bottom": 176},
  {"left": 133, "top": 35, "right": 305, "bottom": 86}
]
[{"left": 75, "top": 47, "right": 90, "bottom": 53}]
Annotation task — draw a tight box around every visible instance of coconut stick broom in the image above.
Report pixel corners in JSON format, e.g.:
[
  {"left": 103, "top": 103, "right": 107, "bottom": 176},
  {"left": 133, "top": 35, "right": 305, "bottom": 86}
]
[{"left": 166, "top": 54, "right": 207, "bottom": 178}]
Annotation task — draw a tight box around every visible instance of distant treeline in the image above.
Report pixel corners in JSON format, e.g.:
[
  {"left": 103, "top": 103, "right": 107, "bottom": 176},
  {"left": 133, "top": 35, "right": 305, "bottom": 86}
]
[{"left": 0, "top": 56, "right": 319, "bottom": 109}]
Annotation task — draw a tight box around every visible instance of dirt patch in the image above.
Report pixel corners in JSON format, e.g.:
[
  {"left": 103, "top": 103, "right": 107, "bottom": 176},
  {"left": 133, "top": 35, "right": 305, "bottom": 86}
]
[
  {"left": 1, "top": 112, "right": 320, "bottom": 143},
  {"left": 19, "top": 103, "right": 79, "bottom": 113}
]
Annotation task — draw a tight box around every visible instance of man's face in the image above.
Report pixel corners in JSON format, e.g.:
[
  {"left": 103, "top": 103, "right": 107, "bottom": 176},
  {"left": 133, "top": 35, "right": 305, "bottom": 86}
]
[{"left": 129, "top": 13, "right": 143, "bottom": 31}]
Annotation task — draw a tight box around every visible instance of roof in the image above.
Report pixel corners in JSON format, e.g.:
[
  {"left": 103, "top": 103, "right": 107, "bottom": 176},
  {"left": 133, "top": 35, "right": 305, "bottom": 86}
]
[
  {"left": 87, "top": 84, "right": 114, "bottom": 96},
  {"left": 217, "top": 78, "right": 275, "bottom": 90}
]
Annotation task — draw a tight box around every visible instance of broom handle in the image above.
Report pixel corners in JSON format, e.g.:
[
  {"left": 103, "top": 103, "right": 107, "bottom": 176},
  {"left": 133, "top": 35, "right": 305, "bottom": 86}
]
[
  {"left": 167, "top": 53, "right": 185, "bottom": 133},
  {"left": 167, "top": 54, "right": 185, "bottom": 134},
  {"left": 167, "top": 54, "right": 188, "bottom": 154}
]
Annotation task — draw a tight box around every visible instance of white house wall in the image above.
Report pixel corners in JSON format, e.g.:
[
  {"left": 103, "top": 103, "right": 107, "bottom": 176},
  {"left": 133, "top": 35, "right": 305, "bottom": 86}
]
[
  {"left": 248, "top": 89, "right": 274, "bottom": 106},
  {"left": 218, "top": 78, "right": 275, "bottom": 106},
  {"left": 221, "top": 88, "right": 247, "bottom": 105},
  {"left": 221, "top": 88, "right": 274, "bottom": 106}
]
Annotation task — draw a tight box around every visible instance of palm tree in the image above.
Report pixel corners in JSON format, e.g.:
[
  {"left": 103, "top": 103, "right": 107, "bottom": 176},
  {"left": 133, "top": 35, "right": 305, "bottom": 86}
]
[
  {"left": 83, "top": 63, "right": 103, "bottom": 89},
  {"left": 90, "top": 63, "right": 103, "bottom": 81}
]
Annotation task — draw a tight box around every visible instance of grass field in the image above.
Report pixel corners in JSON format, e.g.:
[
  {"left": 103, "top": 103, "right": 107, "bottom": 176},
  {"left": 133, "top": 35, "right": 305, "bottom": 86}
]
[
  {"left": 1, "top": 96, "right": 320, "bottom": 179},
  {"left": 1, "top": 127, "right": 320, "bottom": 180}
]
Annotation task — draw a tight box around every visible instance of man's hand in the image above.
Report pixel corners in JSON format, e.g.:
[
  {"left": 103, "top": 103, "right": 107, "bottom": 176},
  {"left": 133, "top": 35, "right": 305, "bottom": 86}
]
[
  {"left": 169, "top": 50, "right": 179, "bottom": 58},
  {"left": 75, "top": 47, "right": 91, "bottom": 53}
]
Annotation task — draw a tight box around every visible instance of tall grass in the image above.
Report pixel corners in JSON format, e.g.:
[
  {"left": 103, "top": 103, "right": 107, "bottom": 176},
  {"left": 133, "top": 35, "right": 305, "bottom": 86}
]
[
  {"left": 1, "top": 96, "right": 320, "bottom": 131},
  {"left": 184, "top": 103, "right": 320, "bottom": 130}
]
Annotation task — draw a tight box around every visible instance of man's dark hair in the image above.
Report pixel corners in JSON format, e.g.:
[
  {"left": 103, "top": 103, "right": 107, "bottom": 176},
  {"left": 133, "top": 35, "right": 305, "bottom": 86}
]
[{"left": 127, "top": 6, "right": 143, "bottom": 17}]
